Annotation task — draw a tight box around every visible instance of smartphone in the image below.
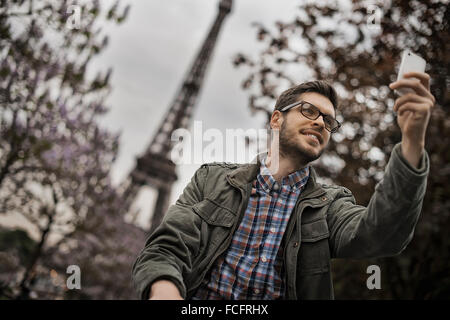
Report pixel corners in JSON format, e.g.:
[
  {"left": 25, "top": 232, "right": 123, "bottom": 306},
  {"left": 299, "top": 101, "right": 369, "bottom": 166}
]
[{"left": 395, "top": 50, "right": 426, "bottom": 95}]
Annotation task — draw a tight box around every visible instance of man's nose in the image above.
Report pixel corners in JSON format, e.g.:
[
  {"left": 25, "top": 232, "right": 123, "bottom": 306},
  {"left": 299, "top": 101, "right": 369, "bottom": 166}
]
[{"left": 311, "top": 115, "right": 326, "bottom": 130}]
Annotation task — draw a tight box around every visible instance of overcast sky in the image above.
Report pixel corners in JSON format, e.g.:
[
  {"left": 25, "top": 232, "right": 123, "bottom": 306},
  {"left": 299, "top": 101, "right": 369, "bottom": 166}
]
[{"left": 95, "top": 0, "right": 302, "bottom": 228}]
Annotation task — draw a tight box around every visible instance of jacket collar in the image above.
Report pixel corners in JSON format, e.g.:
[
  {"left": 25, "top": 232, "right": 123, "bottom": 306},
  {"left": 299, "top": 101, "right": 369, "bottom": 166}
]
[{"left": 227, "top": 153, "right": 326, "bottom": 199}]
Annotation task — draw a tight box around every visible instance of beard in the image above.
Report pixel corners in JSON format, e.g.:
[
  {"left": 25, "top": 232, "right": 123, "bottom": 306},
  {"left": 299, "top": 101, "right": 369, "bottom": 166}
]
[{"left": 278, "top": 120, "right": 324, "bottom": 165}]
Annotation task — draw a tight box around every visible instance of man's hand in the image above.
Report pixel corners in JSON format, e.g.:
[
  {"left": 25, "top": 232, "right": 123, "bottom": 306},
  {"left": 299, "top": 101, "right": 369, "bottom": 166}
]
[
  {"left": 389, "top": 72, "right": 435, "bottom": 168},
  {"left": 148, "top": 279, "right": 184, "bottom": 300}
]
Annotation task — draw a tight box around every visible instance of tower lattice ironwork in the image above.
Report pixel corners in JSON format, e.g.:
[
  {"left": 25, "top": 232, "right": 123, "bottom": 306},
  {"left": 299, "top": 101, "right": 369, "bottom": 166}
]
[{"left": 121, "top": 0, "right": 233, "bottom": 233}]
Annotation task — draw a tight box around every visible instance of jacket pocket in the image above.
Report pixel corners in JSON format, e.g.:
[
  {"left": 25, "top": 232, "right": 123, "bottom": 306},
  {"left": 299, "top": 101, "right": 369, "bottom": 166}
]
[
  {"left": 192, "top": 198, "right": 236, "bottom": 227},
  {"left": 191, "top": 199, "right": 236, "bottom": 263},
  {"left": 298, "top": 218, "right": 331, "bottom": 275},
  {"left": 301, "top": 218, "right": 330, "bottom": 242}
]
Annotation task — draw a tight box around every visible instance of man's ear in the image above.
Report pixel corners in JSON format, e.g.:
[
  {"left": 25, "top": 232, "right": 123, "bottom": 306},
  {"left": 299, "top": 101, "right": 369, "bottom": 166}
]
[{"left": 270, "top": 110, "right": 283, "bottom": 130}]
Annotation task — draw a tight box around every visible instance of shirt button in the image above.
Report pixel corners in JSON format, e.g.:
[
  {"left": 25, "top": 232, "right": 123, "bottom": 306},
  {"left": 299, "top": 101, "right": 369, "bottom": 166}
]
[
  {"left": 270, "top": 227, "right": 276, "bottom": 233},
  {"left": 322, "top": 196, "right": 327, "bottom": 201},
  {"left": 293, "top": 242, "right": 299, "bottom": 248},
  {"left": 261, "top": 256, "right": 267, "bottom": 262}
]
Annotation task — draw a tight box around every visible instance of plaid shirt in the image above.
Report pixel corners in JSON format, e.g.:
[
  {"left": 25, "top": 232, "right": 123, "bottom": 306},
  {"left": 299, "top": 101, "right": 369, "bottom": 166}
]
[{"left": 192, "top": 159, "right": 310, "bottom": 300}]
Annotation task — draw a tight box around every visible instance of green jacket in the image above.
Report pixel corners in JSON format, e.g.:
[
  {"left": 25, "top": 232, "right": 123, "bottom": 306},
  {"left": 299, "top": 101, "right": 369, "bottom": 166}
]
[{"left": 132, "top": 143, "right": 429, "bottom": 300}]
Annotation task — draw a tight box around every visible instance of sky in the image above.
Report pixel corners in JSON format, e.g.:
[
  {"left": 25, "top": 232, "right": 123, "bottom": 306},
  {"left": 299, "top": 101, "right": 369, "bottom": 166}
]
[{"left": 94, "top": 0, "right": 302, "bottom": 228}]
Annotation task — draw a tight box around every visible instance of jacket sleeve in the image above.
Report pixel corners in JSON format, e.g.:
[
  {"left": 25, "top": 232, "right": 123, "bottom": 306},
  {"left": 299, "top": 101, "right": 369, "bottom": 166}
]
[
  {"left": 131, "top": 165, "right": 208, "bottom": 299},
  {"left": 326, "top": 143, "right": 430, "bottom": 259}
]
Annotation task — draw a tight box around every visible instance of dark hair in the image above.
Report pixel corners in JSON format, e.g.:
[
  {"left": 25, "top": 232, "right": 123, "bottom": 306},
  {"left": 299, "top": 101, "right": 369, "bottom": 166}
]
[{"left": 274, "top": 80, "right": 338, "bottom": 112}]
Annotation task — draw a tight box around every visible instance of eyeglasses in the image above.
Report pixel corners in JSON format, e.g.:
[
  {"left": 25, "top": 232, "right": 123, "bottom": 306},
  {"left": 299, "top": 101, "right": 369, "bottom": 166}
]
[{"left": 279, "top": 100, "right": 341, "bottom": 133}]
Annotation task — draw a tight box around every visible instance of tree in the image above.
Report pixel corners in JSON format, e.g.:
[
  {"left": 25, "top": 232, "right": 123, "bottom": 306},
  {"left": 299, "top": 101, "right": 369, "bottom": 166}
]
[
  {"left": 0, "top": 0, "right": 143, "bottom": 299},
  {"left": 234, "top": 0, "right": 449, "bottom": 299}
]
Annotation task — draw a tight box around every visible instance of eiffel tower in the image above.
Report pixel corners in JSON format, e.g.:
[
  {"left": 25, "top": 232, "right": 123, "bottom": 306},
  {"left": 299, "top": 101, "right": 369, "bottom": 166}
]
[{"left": 121, "top": 0, "right": 233, "bottom": 233}]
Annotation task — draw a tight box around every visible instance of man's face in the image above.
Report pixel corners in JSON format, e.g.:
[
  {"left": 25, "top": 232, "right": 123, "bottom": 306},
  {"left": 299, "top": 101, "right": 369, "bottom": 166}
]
[{"left": 276, "top": 92, "right": 335, "bottom": 163}]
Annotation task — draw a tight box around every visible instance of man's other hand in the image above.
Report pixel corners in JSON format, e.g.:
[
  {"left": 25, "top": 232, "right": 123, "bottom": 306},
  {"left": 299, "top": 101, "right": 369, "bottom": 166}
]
[{"left": 149, "top": 279, "right": 183, "bottom": 300}]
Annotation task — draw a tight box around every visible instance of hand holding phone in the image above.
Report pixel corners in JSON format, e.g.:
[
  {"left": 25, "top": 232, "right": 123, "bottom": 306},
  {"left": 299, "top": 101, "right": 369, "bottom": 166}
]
[
  {"left": 389, "top": 51, "right": 435, "bottom": 168},
  {"left": 395, "top": 50, "right": 426, "bottom": 95}
]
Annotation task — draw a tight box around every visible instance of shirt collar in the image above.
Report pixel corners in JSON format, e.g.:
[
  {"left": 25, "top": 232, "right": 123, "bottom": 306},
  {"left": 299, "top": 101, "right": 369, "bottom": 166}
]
[{"left": 257, "top": 155, "right": 310, "bottom": 193}]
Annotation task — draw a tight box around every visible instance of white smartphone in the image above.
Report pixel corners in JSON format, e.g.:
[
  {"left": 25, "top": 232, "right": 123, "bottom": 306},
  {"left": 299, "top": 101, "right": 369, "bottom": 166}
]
[{"left": 395, "top": 50, "right": 426, "bottom": 95}]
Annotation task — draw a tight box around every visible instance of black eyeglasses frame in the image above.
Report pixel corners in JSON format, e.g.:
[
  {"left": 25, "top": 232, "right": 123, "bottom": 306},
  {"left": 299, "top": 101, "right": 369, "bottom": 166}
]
[{"left": 279, "top": 100, "right": 341, "bottom": 133}]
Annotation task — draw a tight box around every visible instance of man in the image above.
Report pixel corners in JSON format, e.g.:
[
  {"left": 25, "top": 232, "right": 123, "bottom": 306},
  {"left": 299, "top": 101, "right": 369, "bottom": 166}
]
[{"left": 132, "top": 72, "right": 434, "bottom": 300}]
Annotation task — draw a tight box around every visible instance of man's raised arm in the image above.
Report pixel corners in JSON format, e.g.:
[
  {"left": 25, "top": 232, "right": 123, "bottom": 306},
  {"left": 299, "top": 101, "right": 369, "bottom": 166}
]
[{"left": 327, "top": 72, "right": 434, "bottom": 259}]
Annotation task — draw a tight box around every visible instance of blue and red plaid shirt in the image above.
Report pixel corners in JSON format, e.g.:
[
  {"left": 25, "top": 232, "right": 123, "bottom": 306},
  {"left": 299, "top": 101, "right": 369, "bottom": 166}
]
[{"left": 192, "top": 159, "right": 310, "bottom": 300}]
